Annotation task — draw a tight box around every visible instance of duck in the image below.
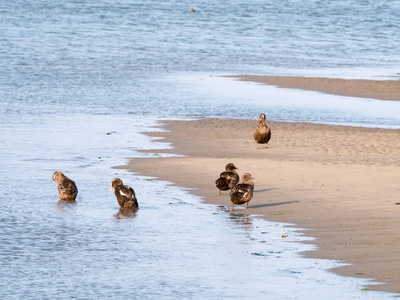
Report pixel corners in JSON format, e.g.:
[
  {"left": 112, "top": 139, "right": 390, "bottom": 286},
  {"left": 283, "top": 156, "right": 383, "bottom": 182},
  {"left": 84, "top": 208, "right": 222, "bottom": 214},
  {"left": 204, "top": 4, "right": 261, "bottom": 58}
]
[
  {"left": 254, "top": 113, "right": 271, "bottom": 148},
  {"left": 111, "top": 178, "right": 139, "bottom": 210},
  {"left": 52, "top": 171, "right": 78, "bottom": 201},
  {"left": 215, "top": 163, "right": 239, "bottom": 195},
  {"left": 230, "top": 173, "right": 255, "bottom": 210}
]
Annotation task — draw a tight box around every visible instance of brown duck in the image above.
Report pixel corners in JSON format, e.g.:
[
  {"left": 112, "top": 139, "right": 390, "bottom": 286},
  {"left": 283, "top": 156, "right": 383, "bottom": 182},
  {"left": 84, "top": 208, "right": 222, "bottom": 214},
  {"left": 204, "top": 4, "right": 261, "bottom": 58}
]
[
  {"left": 230, "top": 173, "right": 254, "bottom": 210},
  {"left": 111, "top": 178, "right": 139, "bottom": 210},
  {"left": 52, "top": 171, "right": 78, "bottom": 201},
  {"left": 254, "top": 113, "right": 271, "bottom": 148},
  {"left": 215, "top": 163, "right": 239, "bottom": 195}
]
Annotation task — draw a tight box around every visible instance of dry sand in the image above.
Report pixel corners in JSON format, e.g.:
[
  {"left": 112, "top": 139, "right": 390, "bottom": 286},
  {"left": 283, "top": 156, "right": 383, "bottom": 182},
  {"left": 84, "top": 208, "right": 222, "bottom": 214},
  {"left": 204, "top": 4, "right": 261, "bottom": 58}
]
[{"left": 119, "top": 77, "right": 400, "bottom": 293}]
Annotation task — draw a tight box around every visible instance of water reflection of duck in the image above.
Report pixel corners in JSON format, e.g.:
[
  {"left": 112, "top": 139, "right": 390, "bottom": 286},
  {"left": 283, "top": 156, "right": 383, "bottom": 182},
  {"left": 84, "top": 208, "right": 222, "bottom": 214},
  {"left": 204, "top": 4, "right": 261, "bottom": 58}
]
[
  {"left": 254, "top": 113, "right": 271, "bottom": 148},
  {"left": 115, "top": 208, "right": 138, "bottom": 219},
  {"left": 215, "top": 163, "right": 239, "bottom": 195},
  {"left": 111, "top": 178, "right": 139, "bottom": 210},
  {"left": 230, "top": 173, "right": 254, "bottom": 210},
  {"left": 52, "top": 171, "right": 78, "bottom": 201}
]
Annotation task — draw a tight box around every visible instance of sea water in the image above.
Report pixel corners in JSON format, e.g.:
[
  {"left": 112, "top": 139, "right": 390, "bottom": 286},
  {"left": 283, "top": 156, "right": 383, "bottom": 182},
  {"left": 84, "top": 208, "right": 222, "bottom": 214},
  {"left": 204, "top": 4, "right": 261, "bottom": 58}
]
[
  {"left": 0, "top": 114, "right": 393, "bottom": 299},
  {"left": 1, "top": 0, "right": 400, "bottom": 298}
]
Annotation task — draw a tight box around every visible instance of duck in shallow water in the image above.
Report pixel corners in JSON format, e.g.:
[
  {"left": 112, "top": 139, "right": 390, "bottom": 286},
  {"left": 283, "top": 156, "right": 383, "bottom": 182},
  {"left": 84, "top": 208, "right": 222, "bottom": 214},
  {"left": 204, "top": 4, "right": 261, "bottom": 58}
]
[
  {"left": 111, "top": 178, "right": 139, "bottom": 210},
  {"left": 52, "top": 171, "right": 78, "bottom": 201},
  {"left": 254, "top": 113, "right": 271, "bottom": 148},
  {"left": 230, "top": 173, "right": 255, "bottom": 210},
  {"left": 215, "top": 163, "right": 239, "bottom": 195}
]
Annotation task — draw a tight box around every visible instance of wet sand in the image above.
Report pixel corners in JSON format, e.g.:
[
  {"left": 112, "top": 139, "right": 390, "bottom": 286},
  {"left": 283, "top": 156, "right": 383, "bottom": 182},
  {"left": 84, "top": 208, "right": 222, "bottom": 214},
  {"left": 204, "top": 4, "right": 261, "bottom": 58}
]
[
  {"left": 121, "top": 77, "right": 400, "bottom": 293},
  {"left": 226, "top": 75, "right": 400, "bottom": 101}
]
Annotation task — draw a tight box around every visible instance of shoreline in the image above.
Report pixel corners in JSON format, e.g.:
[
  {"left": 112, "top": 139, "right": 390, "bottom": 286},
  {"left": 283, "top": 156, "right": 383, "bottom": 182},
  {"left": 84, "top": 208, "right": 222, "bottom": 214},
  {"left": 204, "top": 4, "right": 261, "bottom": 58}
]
[
  {"left": 225, "top": 75, "right": 400, "bottom": 101},
  {"left": 119, "top": 75, "right": 400, "bottom": 293},
  {"left": 121, "top": 118, "right": 400, "bottom": 294}
]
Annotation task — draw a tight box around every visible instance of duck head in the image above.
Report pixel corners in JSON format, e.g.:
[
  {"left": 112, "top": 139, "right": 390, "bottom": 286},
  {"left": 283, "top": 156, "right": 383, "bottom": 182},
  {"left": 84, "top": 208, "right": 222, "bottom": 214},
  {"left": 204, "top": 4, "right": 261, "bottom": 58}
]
[
  {"left": 225, "top": 163, "right": 238, "bottom": 172},
  {"left": 52, "top": 171, "right": 66, "bottom": 184},
  {"left": 111, "top": 178, "right": 123, "bottom": 192},
  {"left": 242, "top": 173, "right": 255, "bottom": 183}
]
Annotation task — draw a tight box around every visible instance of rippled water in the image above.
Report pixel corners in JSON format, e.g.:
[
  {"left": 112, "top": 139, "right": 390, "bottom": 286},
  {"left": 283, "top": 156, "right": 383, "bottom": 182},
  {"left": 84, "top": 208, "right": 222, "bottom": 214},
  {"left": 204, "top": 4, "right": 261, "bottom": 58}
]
[
  {"left": 2, "top": 0, "right": 400, "bottom": 75},
  {"left": 0, "top": 114, "right": 392, "bottom": 299},
  {"left": 1, "top": 0, "right": 399, "bottom": 298}
]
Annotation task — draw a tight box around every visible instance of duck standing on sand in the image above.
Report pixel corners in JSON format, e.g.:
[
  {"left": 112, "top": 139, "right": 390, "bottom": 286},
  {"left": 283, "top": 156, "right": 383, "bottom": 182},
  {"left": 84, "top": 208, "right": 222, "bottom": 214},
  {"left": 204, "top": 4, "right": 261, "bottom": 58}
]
[
  {"left": 52, "top": 171, "right": 78, "bottom": 201},
  {"left": 111, "top": 178, "right": 139, "bottom": 210},
  {"left": 215, "top": 163, "right": 240, "bottom": 195},
  {"left": 230, "top": 173, "right": 254, "bottom": 210},
  {"left": 254, "top": 113, "right": 271, "bottom": 148}
]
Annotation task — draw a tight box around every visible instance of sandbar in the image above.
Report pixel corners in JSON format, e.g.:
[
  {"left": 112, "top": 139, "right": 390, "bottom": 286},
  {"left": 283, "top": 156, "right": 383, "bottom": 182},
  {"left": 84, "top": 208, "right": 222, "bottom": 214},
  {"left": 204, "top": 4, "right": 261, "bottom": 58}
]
[
  {"left": 226, "top": 75, "right": 400, "bottom": 101},
  {"left": 119, "top": 76, "right": 400, "bottom": 293}
]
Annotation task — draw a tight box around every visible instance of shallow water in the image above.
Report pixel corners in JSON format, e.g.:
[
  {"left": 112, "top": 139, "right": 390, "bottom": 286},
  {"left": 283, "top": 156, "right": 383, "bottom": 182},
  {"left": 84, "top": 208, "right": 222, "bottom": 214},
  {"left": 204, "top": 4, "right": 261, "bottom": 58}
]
[
  {"left": 0, "top": 114, "right": 393, "bottom": 299},
  {"left": 165, "top": 74, "right": 400, "bottom": 128},
  {"left": 1, "top": 0, "right": 400, "bottom": 298}
]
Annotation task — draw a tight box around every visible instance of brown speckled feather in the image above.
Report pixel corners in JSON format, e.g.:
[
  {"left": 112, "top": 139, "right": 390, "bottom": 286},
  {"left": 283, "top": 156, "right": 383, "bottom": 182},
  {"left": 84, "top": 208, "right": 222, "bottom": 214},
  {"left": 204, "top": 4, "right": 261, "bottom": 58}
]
[
  {"left": 52, "top": 171, "right": 78, "bottom": 201},
  {"left": 254, "top": 113, "right": 271, "bottom": 146},
  {"left": 215, "top": 163, "right": 239, "bottom": 194},
  {"left": 111, "top": 178, "right": 139, "bottom": 210},
  {"left": 230, "top": 173, "right": 254, "bottom": 209}
]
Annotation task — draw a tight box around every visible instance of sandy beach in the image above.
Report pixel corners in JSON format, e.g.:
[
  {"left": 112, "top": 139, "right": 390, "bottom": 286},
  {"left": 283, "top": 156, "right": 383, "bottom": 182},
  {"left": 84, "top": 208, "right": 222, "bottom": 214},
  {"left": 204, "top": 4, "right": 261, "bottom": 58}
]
[{"left": 120, "top": 76, "right": 400, "bottom": 293}]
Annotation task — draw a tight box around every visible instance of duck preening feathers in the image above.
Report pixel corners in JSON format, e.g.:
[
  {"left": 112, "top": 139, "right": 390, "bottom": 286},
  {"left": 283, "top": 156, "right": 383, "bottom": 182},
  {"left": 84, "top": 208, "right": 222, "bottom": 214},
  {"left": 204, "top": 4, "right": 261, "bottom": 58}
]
[
  {"left": 52, "top": 171, "right": 78, "bottom": 201},
  {"left": 111, "top": 178, "right": 139, "bottom": 210},
  {"left": 254, "top": 113, "right": 271, "bottom": 148},
  {"left": 215, "top": 163, "right": 239, "bottom": 195},
  {"left": 230, "top": 173, "right": 254, "bottom": 210}
]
